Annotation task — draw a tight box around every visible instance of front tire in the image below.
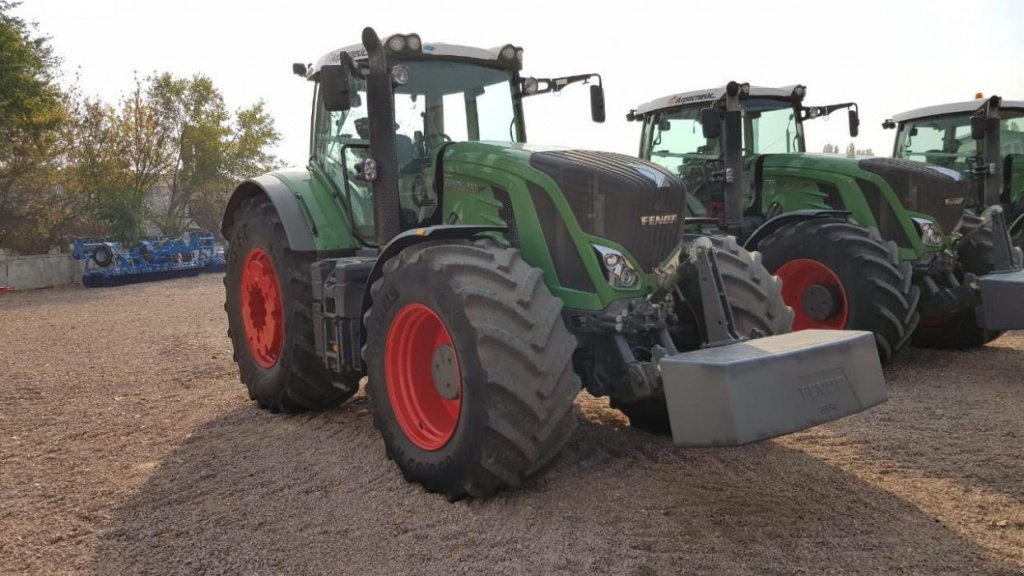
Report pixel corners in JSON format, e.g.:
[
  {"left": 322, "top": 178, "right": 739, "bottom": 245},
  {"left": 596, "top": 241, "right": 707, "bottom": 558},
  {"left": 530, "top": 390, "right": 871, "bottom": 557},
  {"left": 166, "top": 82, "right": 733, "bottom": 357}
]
[
  {"left": 363, "top": 240, "right": 580, "bottom": 499},
  {"left": 758, "top": 218, "right": 919, "bottom": 364},
  {"left": 224, "top": 195, "right": 358, "bottom": 413},
  {"left": 612, "top": 235, "right": 793, "bottom": 435}
]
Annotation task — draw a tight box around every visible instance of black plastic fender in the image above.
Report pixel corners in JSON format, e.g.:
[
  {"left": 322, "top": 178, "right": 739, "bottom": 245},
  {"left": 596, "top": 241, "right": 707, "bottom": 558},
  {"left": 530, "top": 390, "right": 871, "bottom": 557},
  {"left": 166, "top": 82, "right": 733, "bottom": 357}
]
[
  {"left": 1009, "top": 211, "right": 1024, "bottom": 241},
  {"left": 743, "top": 210, "right": 851, "bottom": 250},
  {"left": 360, "top": 225, "right": 506, "bottom": 324},
  {"left": 221, "top": 174, "right": 317, "bottom": 252}
]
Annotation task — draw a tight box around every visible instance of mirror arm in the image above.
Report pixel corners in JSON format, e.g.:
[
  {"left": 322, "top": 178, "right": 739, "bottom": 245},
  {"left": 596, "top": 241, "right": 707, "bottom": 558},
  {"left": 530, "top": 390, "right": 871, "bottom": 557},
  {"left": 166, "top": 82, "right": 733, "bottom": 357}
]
[
  {"left": 800, "top": 101, "right": 857, "bottom": 120},
  {"left": 520, "top": 73, "right": 601, "bottom": 97}
]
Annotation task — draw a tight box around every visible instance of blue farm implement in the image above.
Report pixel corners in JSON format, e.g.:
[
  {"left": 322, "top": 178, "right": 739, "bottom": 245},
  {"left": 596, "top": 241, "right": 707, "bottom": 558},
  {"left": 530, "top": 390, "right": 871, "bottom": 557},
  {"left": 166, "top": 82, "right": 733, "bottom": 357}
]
[{"left": 72, "top": 232, "right": 226, "bottom": 287}]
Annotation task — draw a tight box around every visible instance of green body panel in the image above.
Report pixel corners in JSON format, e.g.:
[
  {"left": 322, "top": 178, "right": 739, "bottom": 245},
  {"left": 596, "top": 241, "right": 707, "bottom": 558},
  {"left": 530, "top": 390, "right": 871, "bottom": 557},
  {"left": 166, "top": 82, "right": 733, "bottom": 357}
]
[
  {"left": 266, "top": 142, "right": 664, "bottom": 312},
  {"left": 438, "top": 141, "right": 653, "bottom": 311},
  {"left": 267, "top": 168, "right": 360, "bottom": 252},
  {"left": 759, "top": 154, "right": 941, "bottom": 260}
]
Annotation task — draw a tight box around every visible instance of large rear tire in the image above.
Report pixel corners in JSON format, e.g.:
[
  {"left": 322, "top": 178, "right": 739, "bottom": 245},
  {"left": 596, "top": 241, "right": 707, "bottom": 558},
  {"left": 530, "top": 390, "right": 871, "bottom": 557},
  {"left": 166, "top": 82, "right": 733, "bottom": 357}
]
[
  {"left": 612, "top": 235, "right": 793, "bottom": 435},
  {"left": 363, "top": 240, "right": 580, "bottom": 499},
  {"left": 758, "top": 218, "right": 919, "bottom": 364},
  {"left": 224, "top": 195, "right": 359, "bottom": 413},
  {"left": 913, "top": 213, "right": 1023, "bottom": 349}
]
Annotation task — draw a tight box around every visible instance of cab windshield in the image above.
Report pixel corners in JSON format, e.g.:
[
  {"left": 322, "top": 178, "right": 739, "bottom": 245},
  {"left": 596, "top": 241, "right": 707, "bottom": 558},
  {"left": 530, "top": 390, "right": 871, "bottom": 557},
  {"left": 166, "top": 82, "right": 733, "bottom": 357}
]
[
  {"left": 312, "top": 60, "right": 518, "bottom": 245},
  {"left": 642, "top": 97, "right": 801, "bottom": 173},
  {"left": 895, "top": 115, "right": 977, "bottom": 172}
]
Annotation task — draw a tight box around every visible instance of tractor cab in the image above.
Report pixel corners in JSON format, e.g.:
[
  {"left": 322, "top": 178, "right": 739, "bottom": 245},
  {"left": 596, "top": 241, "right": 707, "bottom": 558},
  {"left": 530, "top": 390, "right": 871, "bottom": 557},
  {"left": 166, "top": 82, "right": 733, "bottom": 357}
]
[
  {"left": 297, "top": 33, "right": 604, "bottom": 248},
  {"left": 886, "top": 97, "right": 1024, "bottom": 220},
  {"left": 630, "top": 83, "right": 858, "bottom": 237}
]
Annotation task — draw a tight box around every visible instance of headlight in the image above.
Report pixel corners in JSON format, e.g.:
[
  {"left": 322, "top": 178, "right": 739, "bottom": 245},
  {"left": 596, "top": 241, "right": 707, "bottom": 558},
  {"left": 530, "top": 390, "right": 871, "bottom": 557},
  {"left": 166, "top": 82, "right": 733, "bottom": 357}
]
[
  {"left": 523, "top": 77, "right": 539, "bottom": 94},
  {"left": 390, "top": 65, "right": 410, "bottom": 85},
  {"left": 912, "top": 217, "right": 943, "bottom": 247},
  {"left": 594, "top": 245, "right": 639, "bottom": 289},
  {"left": 385, "top": 34, "right": 423, "bottom": 54},
  {"left": 386, "top": 35, "right": 406, "bottom": 52}
]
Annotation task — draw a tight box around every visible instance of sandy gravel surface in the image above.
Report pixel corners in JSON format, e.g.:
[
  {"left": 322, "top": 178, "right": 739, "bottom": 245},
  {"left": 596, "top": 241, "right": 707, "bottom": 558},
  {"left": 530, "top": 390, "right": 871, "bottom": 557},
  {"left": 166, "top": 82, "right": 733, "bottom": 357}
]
[{"left": 1, "top": 275, "right": 1022, "bottom": 575}]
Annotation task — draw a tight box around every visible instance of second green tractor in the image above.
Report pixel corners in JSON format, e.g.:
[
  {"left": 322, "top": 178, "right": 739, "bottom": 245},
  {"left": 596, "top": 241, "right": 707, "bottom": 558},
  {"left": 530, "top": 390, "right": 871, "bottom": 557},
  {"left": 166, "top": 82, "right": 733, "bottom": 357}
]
[{"left": 630, "top": 82, "right": 1024, "bottom": 360}]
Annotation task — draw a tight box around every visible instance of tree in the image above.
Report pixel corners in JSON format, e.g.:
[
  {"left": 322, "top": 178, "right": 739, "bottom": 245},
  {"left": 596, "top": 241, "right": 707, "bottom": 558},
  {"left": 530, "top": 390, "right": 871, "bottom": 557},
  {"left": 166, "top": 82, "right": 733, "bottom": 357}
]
[
  {"left": 0, "top": 4, "right": 281, "bottom": 252},
  {"left": 0, "top": 1, "right": 65, "bottom": 252},
  {"left": 138, "top": 73, "right": 280, "bottom": 236}
]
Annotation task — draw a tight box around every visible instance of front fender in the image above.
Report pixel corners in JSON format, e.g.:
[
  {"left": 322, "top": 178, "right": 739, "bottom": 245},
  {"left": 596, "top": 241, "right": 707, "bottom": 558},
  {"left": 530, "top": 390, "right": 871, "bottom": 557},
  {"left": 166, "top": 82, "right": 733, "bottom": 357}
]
[
  {"left": 743, "top": 210, "right": 850, "bottom": 250},
  {"left": 359, "top": 225, "right": 506, "bottom": 323}
]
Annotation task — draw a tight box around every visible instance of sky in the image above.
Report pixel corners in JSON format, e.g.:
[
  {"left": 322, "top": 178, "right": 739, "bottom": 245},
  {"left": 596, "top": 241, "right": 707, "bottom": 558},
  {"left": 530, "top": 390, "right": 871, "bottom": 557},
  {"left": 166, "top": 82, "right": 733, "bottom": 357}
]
[{"left": 16, "top": 0, "right": 1024, "bottom": 167}]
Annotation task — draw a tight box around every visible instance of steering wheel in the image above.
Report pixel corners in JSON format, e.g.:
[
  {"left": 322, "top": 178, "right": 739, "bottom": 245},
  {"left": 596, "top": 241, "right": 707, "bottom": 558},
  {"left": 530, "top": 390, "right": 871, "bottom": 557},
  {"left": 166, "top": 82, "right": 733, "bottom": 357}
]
[{"left": 679, "top": 157, "right": 725, "bottom": 214}]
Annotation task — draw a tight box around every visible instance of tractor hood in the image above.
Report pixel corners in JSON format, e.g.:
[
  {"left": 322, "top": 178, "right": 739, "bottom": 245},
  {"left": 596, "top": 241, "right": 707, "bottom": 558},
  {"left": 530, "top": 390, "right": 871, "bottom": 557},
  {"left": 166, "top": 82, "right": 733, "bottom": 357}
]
[
  {"left": 442, "top": 141, "right": 687, "bottom": 273},
  {"left": 527, "top": 147, "right": 687, "bottom": 270},
  {"left": 856, "top": 157, "right": 968, "bottom": 235},
  {"left": 761, "top": 154, "right": 968, "bottom": 236}
]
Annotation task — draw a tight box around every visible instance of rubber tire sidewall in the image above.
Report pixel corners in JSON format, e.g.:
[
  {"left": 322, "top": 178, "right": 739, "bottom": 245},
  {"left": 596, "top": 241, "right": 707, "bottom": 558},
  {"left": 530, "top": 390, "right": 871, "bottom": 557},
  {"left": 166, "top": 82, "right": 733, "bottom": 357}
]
[
  {"left": 226, "top": 211, "right": 291, "bottom": 399},
  {"left": 224, "top": 198, "right": 350, "bottom": 411},
  {"left": 364, "top": 248, "right": 490, "bottom": 490},
  {"left": 757, "top": 218, "right": 918, "bottom": 363}
]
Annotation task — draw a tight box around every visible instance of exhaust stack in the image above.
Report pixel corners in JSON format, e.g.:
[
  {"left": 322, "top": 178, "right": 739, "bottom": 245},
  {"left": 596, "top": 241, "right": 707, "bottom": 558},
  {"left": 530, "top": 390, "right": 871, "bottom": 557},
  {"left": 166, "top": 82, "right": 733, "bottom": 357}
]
[{"left": 362, "top": 27, "right": 402, "bottom": 247}]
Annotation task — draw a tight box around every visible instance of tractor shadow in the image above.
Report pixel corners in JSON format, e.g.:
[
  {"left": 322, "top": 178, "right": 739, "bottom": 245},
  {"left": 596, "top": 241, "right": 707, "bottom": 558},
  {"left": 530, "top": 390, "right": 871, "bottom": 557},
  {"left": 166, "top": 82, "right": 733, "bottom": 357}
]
[{"left": 92, "top": 393, "right": 1014, "bottom": 576}]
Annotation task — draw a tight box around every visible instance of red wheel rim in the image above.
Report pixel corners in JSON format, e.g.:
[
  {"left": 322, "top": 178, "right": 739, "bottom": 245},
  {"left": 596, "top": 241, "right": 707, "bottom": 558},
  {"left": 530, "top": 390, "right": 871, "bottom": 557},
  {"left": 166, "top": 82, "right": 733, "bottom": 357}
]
[
  {"left": 385, "top": 303, "right": 462, "bottom": 451},
  {"left": 776, "top": 259, "right": 849, "bottom": 330},
  {"left": 240, "top": 248, "right": 284, "bottom": 368}
]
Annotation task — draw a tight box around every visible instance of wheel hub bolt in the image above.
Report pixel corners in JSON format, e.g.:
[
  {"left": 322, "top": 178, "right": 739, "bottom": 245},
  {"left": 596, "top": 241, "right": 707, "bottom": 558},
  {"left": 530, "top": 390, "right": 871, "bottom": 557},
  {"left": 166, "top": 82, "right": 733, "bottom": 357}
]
[{"left": 431, "top": 344, "right": 460, "bottom": 400}]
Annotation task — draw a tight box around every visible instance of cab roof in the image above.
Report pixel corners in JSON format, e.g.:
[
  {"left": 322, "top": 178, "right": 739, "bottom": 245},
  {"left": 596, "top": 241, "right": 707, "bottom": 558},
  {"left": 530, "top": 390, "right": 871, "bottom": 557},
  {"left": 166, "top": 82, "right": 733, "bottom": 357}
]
[
  {"left": 308, "top": 37, "right": 521, "bottom": 79},
  {"left": 892, "top": 99, "right": 1024, "bottom": 123},
  {"left": 633, "top": 85, "right": 803, "bottom": 116}
]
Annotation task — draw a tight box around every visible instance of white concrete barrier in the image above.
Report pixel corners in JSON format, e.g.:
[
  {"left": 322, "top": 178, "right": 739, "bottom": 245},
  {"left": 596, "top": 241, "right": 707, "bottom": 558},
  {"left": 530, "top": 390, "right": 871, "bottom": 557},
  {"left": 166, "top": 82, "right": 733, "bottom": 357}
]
[{"left": 0, "top": 254, "right": 85, "bottom": 290}]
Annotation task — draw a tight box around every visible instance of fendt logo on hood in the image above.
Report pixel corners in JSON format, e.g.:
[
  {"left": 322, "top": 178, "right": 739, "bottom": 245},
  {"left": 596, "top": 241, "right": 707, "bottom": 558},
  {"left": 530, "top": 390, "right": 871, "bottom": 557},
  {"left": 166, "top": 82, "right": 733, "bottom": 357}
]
[{"left": 641, "top": 214, "right": 679, "bottom": 226}]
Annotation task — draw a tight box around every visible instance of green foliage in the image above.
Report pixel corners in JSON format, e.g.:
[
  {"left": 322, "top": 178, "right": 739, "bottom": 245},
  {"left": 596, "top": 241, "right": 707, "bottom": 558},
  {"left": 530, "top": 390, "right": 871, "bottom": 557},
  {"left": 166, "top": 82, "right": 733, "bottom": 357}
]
[
  {"left": 134, "top": 73, "right": 282, "bottom": 236},
  {"left": 0, "top": 3, "right": 281, "bottom": 253},
  {"left": 0, "top": 1, "right": 66, "bottom": 252}
]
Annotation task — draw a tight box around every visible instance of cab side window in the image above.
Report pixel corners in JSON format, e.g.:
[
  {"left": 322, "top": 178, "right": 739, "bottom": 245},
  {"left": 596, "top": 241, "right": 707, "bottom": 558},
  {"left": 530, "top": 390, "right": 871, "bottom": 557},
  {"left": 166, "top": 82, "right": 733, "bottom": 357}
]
[{"left": 311, "top": 82, "right": 375, "bottom": 240}]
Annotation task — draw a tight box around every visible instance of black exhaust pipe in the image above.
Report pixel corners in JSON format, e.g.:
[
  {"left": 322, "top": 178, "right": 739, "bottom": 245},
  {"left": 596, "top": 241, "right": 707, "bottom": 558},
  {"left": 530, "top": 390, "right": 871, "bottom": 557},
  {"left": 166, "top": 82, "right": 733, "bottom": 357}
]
[{"left": 362, "top": 27, "right": 402, "bottom": 247}]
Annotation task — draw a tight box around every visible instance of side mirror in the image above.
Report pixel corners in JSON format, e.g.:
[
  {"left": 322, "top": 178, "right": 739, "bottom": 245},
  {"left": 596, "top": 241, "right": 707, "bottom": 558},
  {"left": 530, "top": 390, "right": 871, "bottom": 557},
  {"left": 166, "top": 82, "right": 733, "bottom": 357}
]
[
  {"left": 700, "top": 108, "right": 721, "bottom": 139},
  {"left": 848, "top": 109, "right": 860, "bottom": 138},
  {"left": 971, "top": 115, "right": 987, "bottom": 140},
  {"left": 590, "top": 85, "right": 606, "bottom": 123},
  {"left": 321, "top": 64, "right": 352, "bottom": 112}
]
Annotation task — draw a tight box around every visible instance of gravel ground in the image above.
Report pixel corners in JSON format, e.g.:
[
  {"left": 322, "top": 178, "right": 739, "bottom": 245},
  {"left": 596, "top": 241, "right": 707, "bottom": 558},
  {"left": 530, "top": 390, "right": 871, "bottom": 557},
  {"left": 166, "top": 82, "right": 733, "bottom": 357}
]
[{"left": 1, "top": 274, "right": 1023, "bottom": 575}]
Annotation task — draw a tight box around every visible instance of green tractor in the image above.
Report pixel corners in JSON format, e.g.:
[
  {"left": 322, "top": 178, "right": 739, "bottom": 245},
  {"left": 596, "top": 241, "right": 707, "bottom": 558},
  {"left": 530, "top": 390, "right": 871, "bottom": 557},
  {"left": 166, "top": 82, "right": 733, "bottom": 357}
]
[
  {"left": 885, "top": 95, "right": 1024, "bottom": 246},
  {"left": 629, "top": 82, "right": 1024, "bottom": 358},
  {"left": 222, "top": 31, "right": 886, "bottom": 499}
]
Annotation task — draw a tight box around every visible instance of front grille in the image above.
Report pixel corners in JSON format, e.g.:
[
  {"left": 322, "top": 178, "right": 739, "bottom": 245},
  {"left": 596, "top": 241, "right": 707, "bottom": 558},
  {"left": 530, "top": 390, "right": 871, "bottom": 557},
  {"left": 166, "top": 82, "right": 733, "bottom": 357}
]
[
  {"left": 857, "top": 178, "right": 912, "bottom": 247},
  {"left": 492, "top": 187, "right": 519, "bottom": 248},
  {"left": 528, "top": 183, "right": 594, "bottom": 293},
  {"left": 859, "top": 158, "right": 968, "bottom": 237},
  {"left": 529, "top": 150, "right": 686, "bottom": 270}
]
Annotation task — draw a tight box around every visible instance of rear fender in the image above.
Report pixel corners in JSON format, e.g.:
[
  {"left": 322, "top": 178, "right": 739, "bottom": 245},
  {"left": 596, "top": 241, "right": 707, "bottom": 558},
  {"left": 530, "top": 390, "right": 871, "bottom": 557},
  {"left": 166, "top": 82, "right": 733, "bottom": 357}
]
[{"left": 221, "top": 175, "right": 317, "bottom": 252}]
